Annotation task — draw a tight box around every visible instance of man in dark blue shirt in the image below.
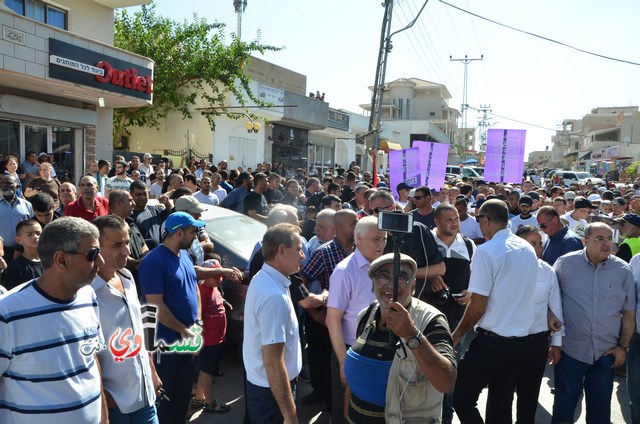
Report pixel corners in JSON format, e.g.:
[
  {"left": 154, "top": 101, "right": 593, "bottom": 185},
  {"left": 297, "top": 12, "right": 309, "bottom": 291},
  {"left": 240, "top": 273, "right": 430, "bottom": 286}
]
[{"left": 537, "top": 206, "right": 583, "bottom": 266}]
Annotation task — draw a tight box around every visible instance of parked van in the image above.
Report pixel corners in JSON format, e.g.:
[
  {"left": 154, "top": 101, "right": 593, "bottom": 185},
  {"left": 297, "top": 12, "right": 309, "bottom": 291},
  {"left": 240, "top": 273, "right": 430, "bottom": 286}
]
[{"left": 445, "top": 165, "right": 481, "bottom": 179}]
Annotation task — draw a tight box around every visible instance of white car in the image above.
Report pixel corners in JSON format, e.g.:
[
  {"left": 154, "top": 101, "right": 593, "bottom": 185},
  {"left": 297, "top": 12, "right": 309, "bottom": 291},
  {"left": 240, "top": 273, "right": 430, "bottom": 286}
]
[{"left": 554, "top": 170, "right": 603, "bottom": 186}]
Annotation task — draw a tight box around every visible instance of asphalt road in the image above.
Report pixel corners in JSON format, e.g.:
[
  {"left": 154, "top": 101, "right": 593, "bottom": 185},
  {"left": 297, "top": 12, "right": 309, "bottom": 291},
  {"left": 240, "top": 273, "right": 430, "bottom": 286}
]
[{"left": 189, "top": 345, "right": 631, "bottom": 423}]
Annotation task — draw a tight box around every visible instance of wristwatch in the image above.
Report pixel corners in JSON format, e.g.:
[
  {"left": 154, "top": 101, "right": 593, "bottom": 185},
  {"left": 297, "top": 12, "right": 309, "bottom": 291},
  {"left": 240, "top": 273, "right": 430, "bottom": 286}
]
[
  {"left": 195, "top": 319, "right": 204, "bottom": 327},
  {"left": 406, "top": 331, "right": 423, "bottom": 349}
]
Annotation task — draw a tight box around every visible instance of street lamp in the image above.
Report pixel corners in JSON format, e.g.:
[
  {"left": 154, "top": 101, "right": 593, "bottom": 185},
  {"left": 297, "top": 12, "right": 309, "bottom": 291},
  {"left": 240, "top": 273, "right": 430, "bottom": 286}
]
[{"left": 245, "top": 120, "right": 261, "bottom": 133}]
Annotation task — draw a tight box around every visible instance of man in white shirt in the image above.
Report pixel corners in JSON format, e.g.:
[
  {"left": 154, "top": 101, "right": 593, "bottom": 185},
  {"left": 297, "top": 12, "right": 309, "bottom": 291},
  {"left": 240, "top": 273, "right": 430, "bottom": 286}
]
[
  {"left": 139, "top": 154, "right": 154, "bottom": 186},
  {"left": 210, "top": 173, "right": 227, "bottom": 203},
  {"left": 429, "top": 203, "right": 476, "bottom": 423},
  {"left": 454, "top": 196, "right": 484, "bottom": 244},
  {"left": 510, "top": 195, "right": 538, "bottom": 231},
  {"left": 92, "top": 215, "right": 161, "bottom": 422},
  {"left": 193, "top": 176, "right": 220, "bottom": 206},
  {"left": 561, "top": 196, "right": 596, "bottom": 237},
  {"left": 243, "top": 223, "right": 304, "bottom": 423},
  {"left": 452, "top": 199, "right": 538, "bottom": 423}
]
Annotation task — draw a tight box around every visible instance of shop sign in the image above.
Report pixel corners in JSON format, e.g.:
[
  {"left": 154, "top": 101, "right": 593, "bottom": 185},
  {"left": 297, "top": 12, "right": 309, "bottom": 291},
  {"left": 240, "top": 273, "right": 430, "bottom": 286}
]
[
  {"left": 48, "top": 38, "right": 153, "bottom": 100},
  {"left": 328, "top": 109, "right": 350, "bottom": 132}
]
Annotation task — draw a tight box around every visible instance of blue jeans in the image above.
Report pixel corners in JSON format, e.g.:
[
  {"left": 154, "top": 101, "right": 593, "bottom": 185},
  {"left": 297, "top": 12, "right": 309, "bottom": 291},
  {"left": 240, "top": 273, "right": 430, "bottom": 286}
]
[
  {"left": 552, "top": 352, "right": 614, "bottom": 423},
  {"left": 109, "top": 404, "right": 159, "bottom": 424},
  {"left": 628, "top": 333, "right": 640, "bottom": 424}
]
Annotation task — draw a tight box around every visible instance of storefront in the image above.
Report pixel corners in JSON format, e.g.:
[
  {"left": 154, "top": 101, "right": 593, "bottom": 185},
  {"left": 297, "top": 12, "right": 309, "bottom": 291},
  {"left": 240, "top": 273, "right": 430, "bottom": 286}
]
[{"left": 0, "top": 8, "right": 153, "bottom": 184}]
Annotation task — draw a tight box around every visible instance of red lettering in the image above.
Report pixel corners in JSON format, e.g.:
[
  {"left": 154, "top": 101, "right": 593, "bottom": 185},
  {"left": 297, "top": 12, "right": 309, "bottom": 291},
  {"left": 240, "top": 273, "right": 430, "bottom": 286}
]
[
  {"left": 95, "top": 61, "right": 112, "bottom": 83},
  {"left": 111, "top": 69, "right": 124, "bottom": 86},
  {"left": 136, "top": 77, "right": 146, "bottom": 92},
  {"left": 95, "top": 60, "right": 153, "bottom": 95},
  {"left": 145, "top": 76, "right": 154, "bottom": 94}
]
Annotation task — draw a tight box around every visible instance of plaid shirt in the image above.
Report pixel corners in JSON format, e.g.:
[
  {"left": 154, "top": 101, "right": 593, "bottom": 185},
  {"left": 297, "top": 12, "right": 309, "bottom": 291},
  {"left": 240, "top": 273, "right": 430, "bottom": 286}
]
[{"left": 301, "top": 237, "right": 351, "bottom": 291}]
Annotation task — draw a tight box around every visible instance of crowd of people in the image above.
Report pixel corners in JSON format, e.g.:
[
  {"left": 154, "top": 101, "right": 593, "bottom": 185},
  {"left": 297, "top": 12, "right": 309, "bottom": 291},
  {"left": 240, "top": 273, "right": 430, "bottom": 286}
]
[{"left": 0, "top": 152, "right": 639, "bottom": 424}]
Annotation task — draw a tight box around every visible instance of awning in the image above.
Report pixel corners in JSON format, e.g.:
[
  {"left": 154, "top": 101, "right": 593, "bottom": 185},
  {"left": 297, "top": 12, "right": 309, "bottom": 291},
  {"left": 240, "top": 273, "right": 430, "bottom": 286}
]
[
  {"left": 563, "top": 151, "right": 578, "bottom": 158},
  {"left": 462, "top": 158, "right": 479, "bottom": 164},
  {"left": 578, "top": 150, "right": 591, "bottom": 160},
  {"left": 379, "top": 140, "right": 403, "bottom": 153}
]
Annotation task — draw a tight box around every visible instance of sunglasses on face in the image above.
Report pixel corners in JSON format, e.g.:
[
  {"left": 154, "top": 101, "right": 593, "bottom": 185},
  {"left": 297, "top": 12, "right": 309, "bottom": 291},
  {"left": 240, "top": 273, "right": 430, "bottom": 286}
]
[{"left": 64, "top": 247, "right": 101, "bottom": 262}]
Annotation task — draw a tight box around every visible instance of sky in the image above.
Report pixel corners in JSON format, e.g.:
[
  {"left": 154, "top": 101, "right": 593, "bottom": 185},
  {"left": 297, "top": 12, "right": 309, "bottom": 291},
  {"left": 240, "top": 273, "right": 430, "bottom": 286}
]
[{"left": 125, "top": 0, "right": 640, "bottom": 157}]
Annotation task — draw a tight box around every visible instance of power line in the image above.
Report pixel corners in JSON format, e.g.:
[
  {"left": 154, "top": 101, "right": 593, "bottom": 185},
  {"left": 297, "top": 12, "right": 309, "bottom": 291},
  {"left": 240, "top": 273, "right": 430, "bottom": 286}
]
[
  {"left": 439, "top": 0, "right": 640, "bottom": 66},
  {"left": 467, "top": 105, "right": 558, "bottom": 132}
]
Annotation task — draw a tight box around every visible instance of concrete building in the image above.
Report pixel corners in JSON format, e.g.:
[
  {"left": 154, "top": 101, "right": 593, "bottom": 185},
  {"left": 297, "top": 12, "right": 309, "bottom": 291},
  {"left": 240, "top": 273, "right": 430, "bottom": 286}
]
[
  {"left": 551, "top": 107, "right": 640, "bottom": 175},
  {"left": 0, "top": 0, "right": 153, "bottom": 183},
  {"left": 127, "top": 56, "right": 369, "bottom": 173},
  {"left": 527, "top": 149, "right": 553, "bottom": 169},
  {"left": 359, "top": 77, "right": 459, "bottom": 154}
]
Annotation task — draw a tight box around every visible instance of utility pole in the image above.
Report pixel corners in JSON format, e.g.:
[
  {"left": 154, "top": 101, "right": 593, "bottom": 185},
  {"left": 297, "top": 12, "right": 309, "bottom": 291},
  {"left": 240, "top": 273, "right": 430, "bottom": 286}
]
[
  {"left": 368, "top": 0, "right": 429, "bottom": 151},
  {"left": 450, "top": 55, "right": 483, "bottom": 157},
  {"left": 476, "top": 104, "right": 492, "bottom": 153},
  {"left": 233, "top": 0, "right": 247, "bottom": 40},
  {"left": 368, "top": 0, "right": 395, "bottom": 151}
]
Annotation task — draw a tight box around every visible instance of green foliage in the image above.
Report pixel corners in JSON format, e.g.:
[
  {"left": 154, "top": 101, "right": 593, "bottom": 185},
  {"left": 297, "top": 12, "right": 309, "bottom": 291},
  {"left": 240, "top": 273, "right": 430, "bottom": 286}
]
[
  {"left": 113, "top": 4, "right": 280, "bottom": 140},
  {"left": 626, "top": 161, "right": 640, "bottom": 177}
]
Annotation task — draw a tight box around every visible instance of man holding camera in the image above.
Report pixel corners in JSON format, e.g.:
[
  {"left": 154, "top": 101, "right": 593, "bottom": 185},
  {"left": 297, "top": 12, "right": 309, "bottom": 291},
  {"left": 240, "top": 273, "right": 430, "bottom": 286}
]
[{"left": 429, "top": 203, "right": 476, "bottom": 424}]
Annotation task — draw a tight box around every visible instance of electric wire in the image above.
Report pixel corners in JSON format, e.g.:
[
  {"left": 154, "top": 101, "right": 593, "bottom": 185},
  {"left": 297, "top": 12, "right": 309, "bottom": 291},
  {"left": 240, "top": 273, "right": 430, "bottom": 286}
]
[
  {"left": 405, "top": 0, "right": 458, "bottom": 92},
  {"left": 439, "top": 0, "right": 640, "bottom": 66},
  {"left": 396, "top": 1, "right": 456, "bottom": 91},
  {"left": 467, "top": 105, "right": 558, "bottom": 132}
]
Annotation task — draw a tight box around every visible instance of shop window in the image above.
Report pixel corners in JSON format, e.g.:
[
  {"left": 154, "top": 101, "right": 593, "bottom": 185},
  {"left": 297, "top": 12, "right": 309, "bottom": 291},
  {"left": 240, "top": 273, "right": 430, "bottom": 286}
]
[
  {"left": 52, "top": 126, "right": 75, "bottom": 183},
  {"left": 0, "top": 120, "right": 20, "bottom": 163},
  {"left": 4, "top": 0, "right": 67, "bottom": 30}
]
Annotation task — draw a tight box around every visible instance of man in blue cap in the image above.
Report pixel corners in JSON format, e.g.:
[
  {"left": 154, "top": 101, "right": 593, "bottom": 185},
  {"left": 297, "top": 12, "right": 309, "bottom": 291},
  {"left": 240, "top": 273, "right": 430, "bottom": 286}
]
[
  {"left": 615, "top": 213, "right": 640, "bottom": 263},
  {"left": 139, "top": 212, "right": 242, "bottom": 423}
]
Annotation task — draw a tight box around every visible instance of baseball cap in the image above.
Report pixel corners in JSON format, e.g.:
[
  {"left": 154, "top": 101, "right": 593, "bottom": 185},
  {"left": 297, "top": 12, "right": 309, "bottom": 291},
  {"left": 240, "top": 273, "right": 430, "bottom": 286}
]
[
  {"left": 472, "top": 198, "right": 486, "bottom": 208},
  {"left": 396, "top": 182, "right": 412, "bottom": 192},
  {"left": 175, "top": 195, "right": 207, "bottom": 214},
  {"left": 587, "top": 194, "right": 602, "bottom": 202},
  {"left": 143, "top": 153, "right": 153, "bottom": 159},
  {"left": 519, "top": 195, "right": 533, "bottom": 206},
  {"left": 527, "top": 191, "right": 540, "bottom": 201},
  {"left": 564, "top": 191, "right": 576, "bottom": 199},
  {"left": 165, "top": 211, "right": 205, "bottom": 234},
  {"left": 597, "top": 186, "right": 607, "bottom": 192},
  {"left": 408, "top": 188, "right": 416, "bottom": 198},
  {"left": 612, "top": 197, "right": 626, "bottom": 206},
  {"left": 614, "top": 213, "right": 640, "bottom": 228},
  {"left": 368, "top": 253, "right": 417, "bottom": 281},
  {"left": 377, "top": 182, "right": 388, "bottom": 188},
  {"left": 574, "top": 197, "right": 598, "bottom": 209}
]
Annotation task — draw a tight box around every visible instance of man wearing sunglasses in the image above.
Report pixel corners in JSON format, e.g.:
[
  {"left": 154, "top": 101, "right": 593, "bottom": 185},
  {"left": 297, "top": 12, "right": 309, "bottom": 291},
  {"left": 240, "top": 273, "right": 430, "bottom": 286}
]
[
  {"left": 410, "top": 185, "right": 436, "bottom": 229},
  {"left": 451, "top": 199, "right": 538, "bottom": 423},
  {"left": 537, "top": 206, "right": 583, "bottom": 266},
  {"left": 0, "top": 217, "right": 106, "bottom": 423}
]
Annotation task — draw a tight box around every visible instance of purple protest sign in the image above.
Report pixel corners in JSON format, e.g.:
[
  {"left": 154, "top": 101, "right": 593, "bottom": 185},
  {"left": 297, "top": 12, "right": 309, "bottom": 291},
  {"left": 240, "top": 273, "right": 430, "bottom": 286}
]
[
  {"left": 389, "top": 147, "right": 421, "bottom": 198},
  {"left": 413, "top": 141, "right": 449, "bottom": 190},
  {"left": 484, "top": 129, "right": 526, "bottom": 183}
]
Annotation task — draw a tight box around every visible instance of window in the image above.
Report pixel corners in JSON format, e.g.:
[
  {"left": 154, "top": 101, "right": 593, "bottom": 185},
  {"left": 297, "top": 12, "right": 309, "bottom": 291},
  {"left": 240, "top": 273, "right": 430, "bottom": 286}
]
[
  {"left": 4, "top": 0, "right": 67, "bottom": 30},
  {"left": 430, "top": 111, "right": 436, "bottom": 117},
  {"left": 397, "top": 99, "right": 403, "bottom": 120},
  {"left": 405, "top": 99, "right": 411, "bottom": 120}
]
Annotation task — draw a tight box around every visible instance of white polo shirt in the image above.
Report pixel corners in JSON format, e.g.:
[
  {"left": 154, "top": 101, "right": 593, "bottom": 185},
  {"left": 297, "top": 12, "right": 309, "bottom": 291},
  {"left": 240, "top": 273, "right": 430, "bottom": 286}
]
[
  {"left": 469, "top": 228, "right": 538, "bottom": 337},
  {"left": 243, "top": 264, "right": 301, "bottom": 387}
]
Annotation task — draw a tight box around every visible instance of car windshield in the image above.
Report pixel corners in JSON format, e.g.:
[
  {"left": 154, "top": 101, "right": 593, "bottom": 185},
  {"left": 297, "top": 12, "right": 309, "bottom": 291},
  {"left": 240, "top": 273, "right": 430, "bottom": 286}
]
[
  {"left": 575, "top": 172, "right": 594, "bottom": 179},
  {"left": 203, "top": 213, "right": 266, "bottom": 259}
]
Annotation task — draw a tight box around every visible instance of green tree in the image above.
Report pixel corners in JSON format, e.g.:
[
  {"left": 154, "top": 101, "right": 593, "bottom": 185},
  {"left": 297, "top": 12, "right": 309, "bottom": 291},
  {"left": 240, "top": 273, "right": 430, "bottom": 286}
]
[{"left": 113, "top": 4, "right": 279, "bottom": 141}]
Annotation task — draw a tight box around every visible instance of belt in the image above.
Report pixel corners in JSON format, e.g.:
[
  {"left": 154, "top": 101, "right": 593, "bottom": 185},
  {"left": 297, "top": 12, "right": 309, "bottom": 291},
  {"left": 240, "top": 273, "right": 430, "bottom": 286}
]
[{"left": 476, "top": 327, "right": 518, "bottom": 340}]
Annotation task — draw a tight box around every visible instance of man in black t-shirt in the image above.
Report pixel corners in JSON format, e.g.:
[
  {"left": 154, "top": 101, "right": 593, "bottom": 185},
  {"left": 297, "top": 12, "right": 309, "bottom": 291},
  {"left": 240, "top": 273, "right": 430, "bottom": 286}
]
[{"left": 244, "top": 172, "right": 269, "bottom": 223}]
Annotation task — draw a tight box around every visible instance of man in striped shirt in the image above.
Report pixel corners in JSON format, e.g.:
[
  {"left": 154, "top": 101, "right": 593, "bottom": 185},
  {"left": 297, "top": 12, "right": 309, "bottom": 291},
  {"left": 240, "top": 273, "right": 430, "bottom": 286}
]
[{"left": 0, "top": 217, "right": 106, "bottom": 424}]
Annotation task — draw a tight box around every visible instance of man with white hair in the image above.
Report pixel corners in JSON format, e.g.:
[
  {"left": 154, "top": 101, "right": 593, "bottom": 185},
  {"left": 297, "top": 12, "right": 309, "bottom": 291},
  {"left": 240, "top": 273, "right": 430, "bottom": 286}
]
[
  {"left": 326, "top": 216, "right": 387, "bottom": 423},
  {"left": 307, "top": 209, "right": 336, "bottom": 254}
]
